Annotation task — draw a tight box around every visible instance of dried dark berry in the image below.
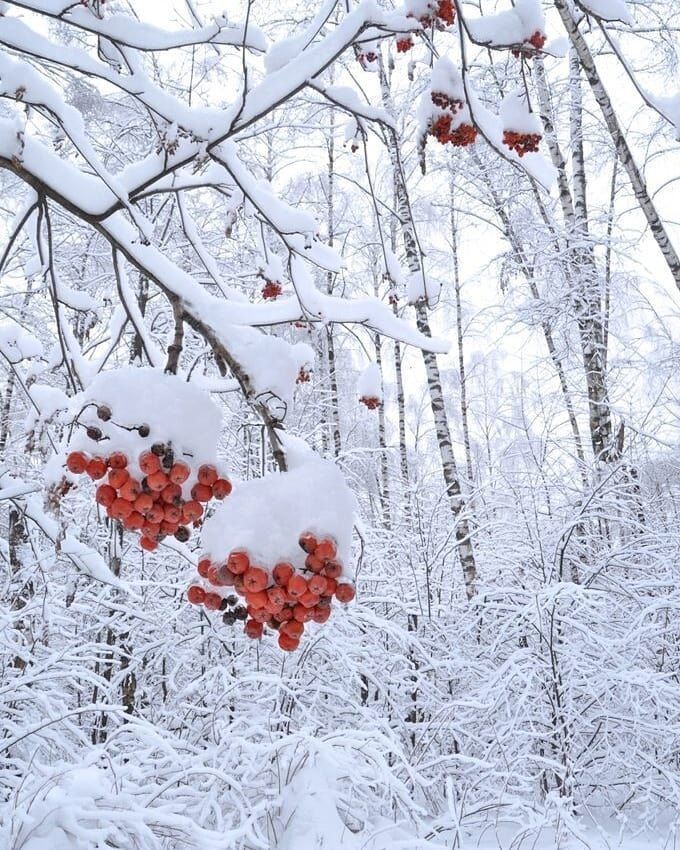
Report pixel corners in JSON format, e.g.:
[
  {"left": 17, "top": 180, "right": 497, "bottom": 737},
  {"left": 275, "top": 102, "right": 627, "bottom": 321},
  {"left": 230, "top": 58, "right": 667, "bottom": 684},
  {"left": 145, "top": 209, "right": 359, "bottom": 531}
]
[
  {"left": 174, "top": 526, "right": 190, "bottom": 543},
  {"left": 86, "top": 426, "right": 103, "bottom": 441},
  {"left": 96, "top": 405, "right": 112, "bottom": 421},
  {"left": 138, "top": 424, "right": 150, "bottom": 438}
]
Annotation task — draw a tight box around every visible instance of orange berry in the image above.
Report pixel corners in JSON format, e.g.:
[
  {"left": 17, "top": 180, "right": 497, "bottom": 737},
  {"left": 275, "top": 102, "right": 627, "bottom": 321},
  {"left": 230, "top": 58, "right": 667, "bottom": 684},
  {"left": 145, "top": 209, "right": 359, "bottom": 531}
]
[
  {"left": 273, "top": 562, "right": 294, "bottom": 586},
  {"left": 142, "top": 521, "right": 161, "bottom": 539},
  {"left": 126, "top": 511, "right": 145, "bottom": 531},
  {"left": 315, "top": 539, "right": 336, "bottom": 561},
  {"left": 108, "top": 467, "right": 129, "bottom": 489},
  {"left": 298, "top": 532, "right": 317, "bottom": 553},
  {"left": 164, "top": 504, "right": 181, "bottom": 524},
  {"left": 246, "top": 589, "right": 269, "bottom": 609},
  {"left": 324, "top": 561, "right": 343, "bottom": 579},
  {"left": 161, "top": 483, "right": 181, "bottom": 504},
  {"left": 311, "top": 605, "right": 331, "bottom": 624},
  {"left": 168, "top": 462, "right": 190, "bottom": 484},
  {"left": 110, "top": 498, "right": 133, "bottom": 520},
  {"left": 197, "top": 464, "right": 218, "bottom": 486},
  {"left": 281, "top": 619, "right": 304, "bottom": 639},
  {"left": 287, "top": 574, "right": 307, "bottom": 598},
  {"left": 191, "top": 483, "right": 212, "bottom": 502},
  {"left": 139, "top": 451, "right": 161, "bottom": 475},
  {"left": 147, "top": 470, "right": 168, "bottom": 492},
  {"left": 243, "top": 567, "right": 268, "bottom": 593},
  {"left": 119, "top": 478, "right": 141, "bottom": 501},
  {"left": 146, "top": 504, "right": 165, "bottom": 524},
  {"left": 305, "top": 553, "right": 325, "bottom": 573},
  {"left": 181, "top": 500, "right": 203, "bottom": 523},
  {"left": 245, "top": 619, "right": 263, "bottom": 639},
  {"left": 268, "top": 586, "right": 286, "bottom": 609},
  {"left": 187, "top": 585, "right": 205, "bottom": 605},
  {"left": 335, "top": 583, "right": 355, "bottom": 603},
  {"left": 308, "top": 575, "right": 327, "bottom": 595},
  {"left": 204, "top": 592, "right": 222, "bottom": 611},
  {"left": 293, "top": 604, "right": 313, "bottom": 623},
  {"left": 108, "top": 452, "right": 128, "bottom": 470},
  {"left": 197, "top": 558, "right": 212, "bottom": 578},
  {"left": 86, "top": 457, "right": 107, "bottom": 480},
  {"left": 212, "top": 478, "right": 232, "bottom": 499},
  {"left": 278, "top": 632, "right": 300, "bottom": 652},
  {"left": 300, "top": 590, "right": 320, "bottom": 609},
  {"left": 66, "top": 451, "right": 88, "bottom": 474},
  {"left": 140, "top": 536, "right": 158, "bottom": 552},
  {"left": 134, "top": 492, "right": 154, "bottom": 514},
  {"left": 160, "top": 520, "right": 178, "bottom": 536},
  {"left": 278, "top": 606, "right": 294, "bottom": 622},
  {"left": 95, "top": 484, "right": 116, "bottom": 507},
  {"left": 227, "top": 551, "right": 250, "bottom": 575}
]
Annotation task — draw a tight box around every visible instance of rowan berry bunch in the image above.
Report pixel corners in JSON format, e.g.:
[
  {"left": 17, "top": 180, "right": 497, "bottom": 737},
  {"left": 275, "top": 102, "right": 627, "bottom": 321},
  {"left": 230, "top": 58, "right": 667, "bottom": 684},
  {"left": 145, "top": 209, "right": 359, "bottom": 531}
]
[
  {"left": 407, "top": 0, "right": 455, "bottom": 28},
  {"left": 396, "top": 37, "right": 414, "bottom": 53},
  {"left": 359, "top": 395, "right": 381, "bottom": 410},
  {"left": 261, "top": 279, "right": 283, "bottom": 300},
  {"left": 356, "top": 48, "right": 379, "bottom": 70},
  {"left": 511, "top": 30, "right": 547, "bottom": 58},
  {"left": 66, "top": 437, "right": 232, "bottom": 552},
  {"left": 188, "top": 533, "right": 356, "bottom": 652},
  {"left": 296, "top": 367, "right": 311, "bottom": 384},
  {"left": 431, "top": 91, "right": 464, "bottom": 113},
  {"left": 428, "top": 113, "right": 478, "bottom": 148},
  {"left": 502, "top": 129, "right": 541, "bottom": 157}
]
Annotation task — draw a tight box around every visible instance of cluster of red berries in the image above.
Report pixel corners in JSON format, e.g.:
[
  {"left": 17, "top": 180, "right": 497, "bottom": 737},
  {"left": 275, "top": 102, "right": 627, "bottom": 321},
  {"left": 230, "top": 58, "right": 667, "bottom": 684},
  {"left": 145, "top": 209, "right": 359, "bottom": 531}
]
[
  {"left": 296, "top": 367, "right": 311, "bottom": 384},
  {"left": 187, "top": 533, "right": 355, "bottom": 652},
  {"left": 502, "top": 130, "right": 541, "bottom": 157},
  {"left": 408, "top": 0, "right": 455, "bottom": 28},
  {"left": 356, "top": 50, "right": 378, "bottom": 67},
  {"left": 429, "top": 114, "right": 478, "bottom": 148},
  {"left": 431, "top": 91, "right": 464, "bottom": 112},
  {"left": 396, "top": 37, "right": 414, "bottom": 53},
  {"left": 261, "top": 279, "right": 283, "bottom": 300},
  {"left": 66, "top": 447, "right": 231, "bottom": 551},
  {"left": 511, "top": 31, "right": 546, "bottom": 58},
  {"left": 359, "top": 395, "right": 381, "bottom": 410}
]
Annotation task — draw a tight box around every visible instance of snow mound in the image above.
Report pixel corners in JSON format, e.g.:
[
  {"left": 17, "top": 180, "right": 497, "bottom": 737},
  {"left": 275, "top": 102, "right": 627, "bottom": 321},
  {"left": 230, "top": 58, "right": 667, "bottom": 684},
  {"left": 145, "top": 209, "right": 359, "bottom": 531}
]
[
  {"left": 501, "top": 87, "right": 543, "bottom": 134},
  {"left": 578, "top": 0, "right": 633, "bottom": 25},
  {"left": 65, "top": 367, "right": 222, "bottom": 478},
  {"left": 0, "top": 317, "right": 43, "bottom": 362},
  {"left": 201, "top": 449, "right": 354, "bottom": 576},
  {"left": 357, "top": 363, "right": 383, "bottom": 403},
  {"left": 467, "top": 0, "right": 545, "bottom": 47}
]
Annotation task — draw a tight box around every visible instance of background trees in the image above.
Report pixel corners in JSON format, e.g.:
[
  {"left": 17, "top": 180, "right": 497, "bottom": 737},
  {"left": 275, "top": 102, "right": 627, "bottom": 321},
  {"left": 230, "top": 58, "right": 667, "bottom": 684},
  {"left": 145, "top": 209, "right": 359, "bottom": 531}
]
[{"left": 2, "top": 0, "right": 680, "bottom": 847}]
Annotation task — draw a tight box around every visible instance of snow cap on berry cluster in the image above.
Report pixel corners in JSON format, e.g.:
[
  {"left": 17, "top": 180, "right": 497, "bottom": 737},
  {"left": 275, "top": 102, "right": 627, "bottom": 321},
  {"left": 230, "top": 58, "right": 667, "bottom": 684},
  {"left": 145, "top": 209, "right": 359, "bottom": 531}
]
[
  {"left": 200, "top": 438, "right": 355, "bottom": 579},
  {"left": 417, "top": 56, "right": 471, "bottom": 137},
  {"left": 466, "top": 0, "right": 545, "bottom": 47},
  {"left": 61, "top": 367, "right": 222, "bottom": 481},
  {"left": 357, "top": 363, "right": 383, "bottom": 406},
  {"left": 500, "top": 87, "right": 542, "bottom": 136}
]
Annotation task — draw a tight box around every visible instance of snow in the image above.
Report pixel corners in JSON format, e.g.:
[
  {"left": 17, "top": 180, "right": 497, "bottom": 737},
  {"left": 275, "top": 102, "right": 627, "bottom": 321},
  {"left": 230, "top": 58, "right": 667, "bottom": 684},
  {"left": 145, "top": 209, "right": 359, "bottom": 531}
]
[
  {"left": 407, "top": 271, "right": 442, "bottom": 306},
  {"left": 500, "top": 87, "right": 543, "bottom": 135},
  {"left": 0, "top": 317, "right": 43, "bottom": 362},
  {"left": 64, "top": 367, "right": 223, "bottom": 481},
  {"left": 357, "top": 363, "right": 383, "bottom": 403},
  {"left": 228, "top": 328, "right": 315, "bottom": 407},
  {"left": 466, "top": 0, "right": 545, "bottom": 48},
  {"left": 578, "top": 0, "right": 634, "bottom": 25},
  {"left": 201, "top": 443, "right": 355, "bottom": 578}
]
